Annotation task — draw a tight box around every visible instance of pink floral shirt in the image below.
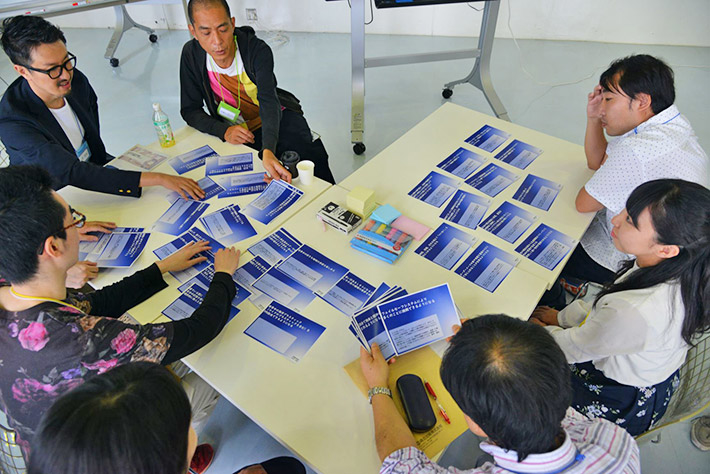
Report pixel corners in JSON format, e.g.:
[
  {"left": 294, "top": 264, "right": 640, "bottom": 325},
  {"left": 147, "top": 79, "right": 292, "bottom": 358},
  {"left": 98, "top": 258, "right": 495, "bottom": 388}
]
[{"left": 0, "top": 290, "right": 172, "bottom": 456}]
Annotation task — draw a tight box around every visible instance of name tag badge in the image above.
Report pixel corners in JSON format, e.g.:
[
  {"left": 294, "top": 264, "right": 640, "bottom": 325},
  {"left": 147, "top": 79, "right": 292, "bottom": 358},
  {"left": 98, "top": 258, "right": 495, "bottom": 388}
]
[
  {"left": 217, "top": 101, "right": 240, "bottom": 124},
  {"left": 76, "top": 140, "right": 91, "bottom": 162}
]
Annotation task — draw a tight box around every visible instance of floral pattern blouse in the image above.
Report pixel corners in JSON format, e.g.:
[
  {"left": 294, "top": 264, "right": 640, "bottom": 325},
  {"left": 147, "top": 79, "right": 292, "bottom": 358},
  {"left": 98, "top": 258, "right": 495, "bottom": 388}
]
[{"left": 0, "top": 268, "right": 173, "bottom": 456}]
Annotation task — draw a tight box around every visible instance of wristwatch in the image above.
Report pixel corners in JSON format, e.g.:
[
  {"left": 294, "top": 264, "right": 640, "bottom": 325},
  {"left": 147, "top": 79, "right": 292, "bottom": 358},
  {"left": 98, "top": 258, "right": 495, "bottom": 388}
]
[{"left": 367, "top": 386, "right": 392, "bottom": 404}]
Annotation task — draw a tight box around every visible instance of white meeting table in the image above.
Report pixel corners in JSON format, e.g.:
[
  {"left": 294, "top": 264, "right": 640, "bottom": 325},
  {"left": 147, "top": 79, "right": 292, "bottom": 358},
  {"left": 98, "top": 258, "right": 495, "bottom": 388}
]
[
  {"left": 339, "top": 102, "right": 596, "bottom": 289},
  {"left": 58, "top": 125, "right": 331, "bottom": 325}
]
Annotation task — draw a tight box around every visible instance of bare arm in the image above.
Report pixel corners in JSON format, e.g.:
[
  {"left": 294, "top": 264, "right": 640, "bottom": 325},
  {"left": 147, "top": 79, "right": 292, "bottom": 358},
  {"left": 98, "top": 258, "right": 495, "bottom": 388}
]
[
  {"left": 575, "top": 186, "right": 604, "bottom": 213},
  {"left": 585, "top": 85, "right": 608, "bottom": 170}
]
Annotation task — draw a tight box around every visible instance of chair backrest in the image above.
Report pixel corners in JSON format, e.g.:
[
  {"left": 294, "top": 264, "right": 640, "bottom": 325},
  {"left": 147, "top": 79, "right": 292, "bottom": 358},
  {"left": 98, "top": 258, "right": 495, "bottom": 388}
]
[
  {"left": 0, "top": 411, "right": 26, "bottom": 474},
  {"left": 638, "top": 332, "right": 710, "bottom": 439}
]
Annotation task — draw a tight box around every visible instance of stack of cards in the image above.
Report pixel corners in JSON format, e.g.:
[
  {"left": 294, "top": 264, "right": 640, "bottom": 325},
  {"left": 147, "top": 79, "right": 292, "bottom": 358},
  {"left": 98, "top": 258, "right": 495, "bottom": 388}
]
[
  {"left": 78, "top": 227, "right": 150, "bottom": 268},
  {"left": 349, "top": 284, "right": 460, "bottom": 360}
]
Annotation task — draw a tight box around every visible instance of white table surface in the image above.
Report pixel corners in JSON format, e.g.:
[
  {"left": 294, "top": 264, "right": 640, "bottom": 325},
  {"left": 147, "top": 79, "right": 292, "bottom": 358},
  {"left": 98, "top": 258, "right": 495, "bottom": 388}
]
[
  {"left": 58, "top": 126, "right": 331, "bottom": 324},
  {"left": 153, "top": 185, "right": 549, "bottom": 474},
  {"left": 339, "top": 102, "right": 596, "bottom": 288}
]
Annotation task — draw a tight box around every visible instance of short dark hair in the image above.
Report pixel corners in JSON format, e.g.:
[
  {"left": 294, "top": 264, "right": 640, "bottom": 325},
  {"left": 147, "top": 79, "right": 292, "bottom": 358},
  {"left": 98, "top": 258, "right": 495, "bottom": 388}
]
[
  {"left": 440, "top": 314, "right": 571, "bottom": 461},
  {"left": 599, "top": 54, "right": 675, "bottom": 114},
  {"left": 1, "top": 16, "right": 66, "bottom": 66},
  {"left": 0, "top": 166, "right": 67, "bottom": 284},
  {"left": 187, "top": 0, "right": 231, "bottom": 24},
  {"left": 28, "top": 362, "right": 192, "bottom": 474}
]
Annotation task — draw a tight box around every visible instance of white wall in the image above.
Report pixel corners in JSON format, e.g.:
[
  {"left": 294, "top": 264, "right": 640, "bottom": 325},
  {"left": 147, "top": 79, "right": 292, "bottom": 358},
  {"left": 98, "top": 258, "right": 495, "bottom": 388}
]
[{"left": 48, "top": 0, "right": 710, "bottom": 47}]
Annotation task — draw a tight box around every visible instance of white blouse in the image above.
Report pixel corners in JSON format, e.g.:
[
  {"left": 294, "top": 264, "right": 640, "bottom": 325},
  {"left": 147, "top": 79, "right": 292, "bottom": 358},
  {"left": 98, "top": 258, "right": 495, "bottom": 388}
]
[{"left": 546, "top": 265, "right": 688, "bottom": 387}]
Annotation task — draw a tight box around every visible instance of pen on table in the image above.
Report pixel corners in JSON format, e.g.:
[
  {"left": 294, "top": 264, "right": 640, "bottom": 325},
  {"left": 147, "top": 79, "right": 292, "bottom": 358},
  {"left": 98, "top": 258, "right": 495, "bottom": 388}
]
[{"left": 424, "top": 380, "right": 450, "bottom": 424}]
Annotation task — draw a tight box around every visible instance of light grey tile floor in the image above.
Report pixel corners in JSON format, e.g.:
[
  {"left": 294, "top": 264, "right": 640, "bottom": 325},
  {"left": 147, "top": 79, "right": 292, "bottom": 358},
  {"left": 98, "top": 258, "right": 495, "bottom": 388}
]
[{"left": 1, "top": 28, "right": 708, "bottom": 474}]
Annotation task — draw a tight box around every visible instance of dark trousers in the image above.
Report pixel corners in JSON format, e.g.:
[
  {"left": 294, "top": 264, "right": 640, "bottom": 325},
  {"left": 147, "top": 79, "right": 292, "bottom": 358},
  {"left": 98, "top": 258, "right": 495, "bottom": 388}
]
[
  {"left": 250, "top": 109, "right": 336, "bottom": 184},
  {"left": 538, "top": 245, "right": 617, "bottom": 309}
]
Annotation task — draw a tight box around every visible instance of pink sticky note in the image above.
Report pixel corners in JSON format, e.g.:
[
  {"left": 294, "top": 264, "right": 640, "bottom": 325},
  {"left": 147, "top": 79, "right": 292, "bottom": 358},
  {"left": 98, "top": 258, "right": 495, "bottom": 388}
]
[{"left": 391, "top": 216, "right": 431, "bottom": 241}]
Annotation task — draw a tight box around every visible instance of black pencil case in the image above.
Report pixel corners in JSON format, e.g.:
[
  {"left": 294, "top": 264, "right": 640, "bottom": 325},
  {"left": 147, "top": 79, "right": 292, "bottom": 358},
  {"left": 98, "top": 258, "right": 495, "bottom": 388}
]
[{"left": 396, "top": 374, "right": 436, "bottom": 432}]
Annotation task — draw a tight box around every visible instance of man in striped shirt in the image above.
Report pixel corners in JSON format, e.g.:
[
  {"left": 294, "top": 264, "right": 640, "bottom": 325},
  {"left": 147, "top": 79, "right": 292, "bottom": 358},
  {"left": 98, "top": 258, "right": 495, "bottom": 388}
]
[{"left": 359, "top": 314, "right": 640, "bottom": 473}]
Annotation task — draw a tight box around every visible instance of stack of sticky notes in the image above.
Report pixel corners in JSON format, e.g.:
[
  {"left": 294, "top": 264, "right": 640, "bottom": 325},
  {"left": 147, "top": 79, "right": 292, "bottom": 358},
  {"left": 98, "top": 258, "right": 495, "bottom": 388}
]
[
  {"left": 370, "top": 204, "right": 401, "bottom": 225},
  {"left": 347, "top": 186, "right": 377, "bottom": 218}
]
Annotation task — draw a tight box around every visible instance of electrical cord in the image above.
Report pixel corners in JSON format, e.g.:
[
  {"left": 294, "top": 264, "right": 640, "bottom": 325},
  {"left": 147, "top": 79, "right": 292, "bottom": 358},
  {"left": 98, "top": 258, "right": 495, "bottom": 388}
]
[{"left": 347, "top": 0, "right": 375, "bottom": 25}]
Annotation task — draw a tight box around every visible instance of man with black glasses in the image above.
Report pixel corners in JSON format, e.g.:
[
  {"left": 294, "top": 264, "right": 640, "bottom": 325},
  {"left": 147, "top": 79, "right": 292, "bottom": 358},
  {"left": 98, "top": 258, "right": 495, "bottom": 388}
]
[{"left": 0, "top": 15, "right": 204, "bottom": 200}]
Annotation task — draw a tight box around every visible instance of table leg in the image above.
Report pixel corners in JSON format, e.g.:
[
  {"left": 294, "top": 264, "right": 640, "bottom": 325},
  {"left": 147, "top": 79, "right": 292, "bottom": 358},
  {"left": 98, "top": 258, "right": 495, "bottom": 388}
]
[
  {"left": 104, "top": 5, "right": 157, "bottom": 67},
  {"left": 351, "top": 0, "right": 366, "bottom": 154}
]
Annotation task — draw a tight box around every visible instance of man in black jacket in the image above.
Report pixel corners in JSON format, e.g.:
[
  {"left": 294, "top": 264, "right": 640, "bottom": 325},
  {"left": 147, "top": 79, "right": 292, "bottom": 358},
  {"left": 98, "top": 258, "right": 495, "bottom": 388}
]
[
  {"left": 180, "top": 0, "right": 336, "bottom": 184},
  {"left": 0, "top": 16, "right": 204, "bottom": 199}
]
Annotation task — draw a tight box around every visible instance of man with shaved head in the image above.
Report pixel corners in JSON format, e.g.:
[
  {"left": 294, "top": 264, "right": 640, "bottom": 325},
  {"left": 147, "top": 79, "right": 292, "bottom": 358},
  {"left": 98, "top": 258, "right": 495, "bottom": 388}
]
[{"left": 180, "top": 0, "right": 335, "bottom": 184}]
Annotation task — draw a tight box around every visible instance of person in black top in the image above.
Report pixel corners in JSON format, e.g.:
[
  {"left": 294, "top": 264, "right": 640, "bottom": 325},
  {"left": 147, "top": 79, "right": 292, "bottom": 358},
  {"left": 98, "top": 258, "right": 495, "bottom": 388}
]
[
  {"left": 180, "top": 0, "right": 336, "bottom": 184},
  {"left": 0, "top": 165, "right": 239, "bottom": 454},
  {"left": 28, "top": 362, "right": 306, "bottom": 474},
  {"left": 0, "top": 16, "right": 204, "bottom": 200}
]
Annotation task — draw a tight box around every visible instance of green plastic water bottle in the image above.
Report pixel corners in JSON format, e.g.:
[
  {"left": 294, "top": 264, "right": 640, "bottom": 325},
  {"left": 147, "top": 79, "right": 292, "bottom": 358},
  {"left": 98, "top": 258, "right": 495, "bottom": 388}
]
[{"left": 152, "top": 102, "right": 175, "bottom": 148}]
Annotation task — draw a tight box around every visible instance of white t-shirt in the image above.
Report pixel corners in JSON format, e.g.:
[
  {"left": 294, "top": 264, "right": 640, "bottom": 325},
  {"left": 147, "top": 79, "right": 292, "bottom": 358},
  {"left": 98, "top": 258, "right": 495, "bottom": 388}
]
[
  {"left": 581, "top": 104, "right": 709, "bottom": 271},
  {"left": 547, "top": 264, "right": 688, "bottom": 387},
  {"left": 49, "top": 100, "right": 85, "bottom": 153}
]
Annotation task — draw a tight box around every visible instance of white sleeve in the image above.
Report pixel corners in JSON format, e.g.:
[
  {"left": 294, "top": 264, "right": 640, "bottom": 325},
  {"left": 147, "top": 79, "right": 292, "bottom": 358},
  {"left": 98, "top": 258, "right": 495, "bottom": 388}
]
[
  {"left": 547, "top": 297, "right": 648, "bottom": 364},
  {"left": 584, "top": 138, "right": 645, "bottom": 213},
  {"left": 556, "top": 300, "right": 591, "bottom": 328}
]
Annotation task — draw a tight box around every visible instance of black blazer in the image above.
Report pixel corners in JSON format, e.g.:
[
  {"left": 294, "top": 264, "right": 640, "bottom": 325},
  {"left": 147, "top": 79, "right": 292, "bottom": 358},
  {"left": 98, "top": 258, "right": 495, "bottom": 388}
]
[{"left": 0, "top": 69, "right": 141, "bottom": 197}]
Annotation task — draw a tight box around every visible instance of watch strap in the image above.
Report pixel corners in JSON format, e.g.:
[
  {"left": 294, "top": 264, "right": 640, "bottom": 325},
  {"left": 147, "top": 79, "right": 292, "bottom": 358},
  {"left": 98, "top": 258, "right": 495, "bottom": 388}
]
[{"left": 368, "top": 386, "right": 392, "bottom": 404}]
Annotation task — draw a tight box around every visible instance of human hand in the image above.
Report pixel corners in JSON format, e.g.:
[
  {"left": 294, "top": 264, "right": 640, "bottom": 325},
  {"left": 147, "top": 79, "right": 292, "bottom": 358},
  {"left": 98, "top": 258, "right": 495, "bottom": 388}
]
[
  {"left": 157, "top": 173, "right": 205, "bottom": 200},
  {"left": 587, "top": 84, "right": 603, "bottom": 120},
  {"left": 446, "top": 320, "right": 466, "bottom": 342},
  {"left": 155, "top": 241, "right": 210, "bottom": 274},
  {"left": 360, "top": 343, "right": 391, "bottom": 389},
  {"left": 530, "top": 306, "right": 560, "bottom": 326},
  {"left": 214, "top": 247, "right": 240, "bottom": 275},
  {"left": 78, "top": 221, "right": 117, "bottom": 241},
  {"left": 235, "top": 466, "right": 267, "bottom": 474},
  {"left": 224, "top": 124, "right": 255, "bottom": 145},
  {"left": 262, "top": 149, "right": 292, "bottom": 184},
  {"left": 65, "top": 261, "right": 99, "bottom": 289}
]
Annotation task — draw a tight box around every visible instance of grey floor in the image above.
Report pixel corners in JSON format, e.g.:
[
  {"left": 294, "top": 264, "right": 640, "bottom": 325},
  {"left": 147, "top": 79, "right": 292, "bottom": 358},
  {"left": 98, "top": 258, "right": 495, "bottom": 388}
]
[{"left": 1, "top": 27, "right": 709, "bottom": 474}]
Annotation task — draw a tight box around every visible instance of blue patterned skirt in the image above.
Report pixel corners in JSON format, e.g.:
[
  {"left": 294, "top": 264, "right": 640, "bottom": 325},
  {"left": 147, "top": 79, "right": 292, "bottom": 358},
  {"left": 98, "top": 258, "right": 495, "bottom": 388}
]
[{"left": 570, "top": 361, "right": 680, "bottom": 436}]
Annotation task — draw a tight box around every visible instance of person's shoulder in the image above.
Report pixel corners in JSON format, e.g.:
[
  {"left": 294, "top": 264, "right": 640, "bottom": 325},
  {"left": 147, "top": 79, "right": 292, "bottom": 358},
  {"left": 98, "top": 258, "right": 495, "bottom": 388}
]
[
  {"left": 180, "top": 36, "right": 201, "bottom": 56},
  {"left": 0, "top": 76, "right": 30, "bottom": 116}
]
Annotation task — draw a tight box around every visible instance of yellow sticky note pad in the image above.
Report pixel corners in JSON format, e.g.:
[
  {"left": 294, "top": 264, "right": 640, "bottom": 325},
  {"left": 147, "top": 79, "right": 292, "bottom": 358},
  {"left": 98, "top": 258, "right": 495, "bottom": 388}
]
[
  {"left": 344, "top": 347, "right": 467, "bottom": 458},
  {"left": 347, "top": 186, "right": 376, "bottom": 216}
]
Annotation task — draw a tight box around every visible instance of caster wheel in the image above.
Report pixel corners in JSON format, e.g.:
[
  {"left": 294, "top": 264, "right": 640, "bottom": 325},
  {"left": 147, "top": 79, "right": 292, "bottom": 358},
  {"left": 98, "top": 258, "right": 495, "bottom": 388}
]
[
  {"left": 353, "top": 142, "right": 366, "bottom": 155},
  {"left": 442, "top": 88, "right": 453, "bottom": 99},
  {"left": 149, "top": 34, "right": 158, "bottom": 43},
  {"left": 109, "top": 57, "right": 119, "bottom": 67}
]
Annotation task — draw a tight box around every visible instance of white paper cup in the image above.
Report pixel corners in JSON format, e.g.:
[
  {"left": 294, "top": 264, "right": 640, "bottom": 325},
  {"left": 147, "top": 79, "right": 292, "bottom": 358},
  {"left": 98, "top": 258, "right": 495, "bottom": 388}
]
[{"left": 296, "top": 160, "right": 315, "bottom": 185}]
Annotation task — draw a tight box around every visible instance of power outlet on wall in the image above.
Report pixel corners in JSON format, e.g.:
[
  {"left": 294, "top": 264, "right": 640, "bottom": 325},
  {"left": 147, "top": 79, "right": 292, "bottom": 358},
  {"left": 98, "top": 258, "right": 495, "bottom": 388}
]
[{"left": 245, "top": 8, "right": 258, "bottom": 22}]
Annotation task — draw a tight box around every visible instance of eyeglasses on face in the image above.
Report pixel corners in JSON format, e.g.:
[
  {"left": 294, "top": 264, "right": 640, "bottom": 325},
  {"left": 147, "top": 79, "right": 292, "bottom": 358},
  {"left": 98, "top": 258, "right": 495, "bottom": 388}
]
[
  {"left": 24, "top": 53, "right": 77, "bottom": 80},
  {"left": 37, "top": 206, "right": 86, "bottom": 255}
]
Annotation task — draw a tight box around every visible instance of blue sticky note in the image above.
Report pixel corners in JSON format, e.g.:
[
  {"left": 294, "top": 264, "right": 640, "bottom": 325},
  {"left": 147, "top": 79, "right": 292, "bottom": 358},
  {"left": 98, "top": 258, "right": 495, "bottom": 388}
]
[{"left": 371, "top": 204, "right": 401, "bottom": 225}]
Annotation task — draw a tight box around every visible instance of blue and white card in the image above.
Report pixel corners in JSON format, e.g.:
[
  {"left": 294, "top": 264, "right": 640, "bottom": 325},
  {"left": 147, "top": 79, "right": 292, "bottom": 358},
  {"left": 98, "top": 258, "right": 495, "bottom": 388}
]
[
  {"left": 363, "top": 282, "right": 391, "bottom": 308},
  {"left": 276, "top": 245, "right": 349, "bottom": 296},
  {"left": 321, "top": 272, "right": 376, "bottom": 317},
  {"left": 465, "top": 125, "right": 511, "bottom": 153},
  {"left": 242, "top": 180, "right": 304, "bottom": 225},
  {"left": 153, "top": 199, "right": 210, "bottom": 235},
  {"left": 178, "top": 265, "right": 251, "bottom": 308},
  {"left": 166, "top": 176, "right": 225, "bottom": 203},
  {"left": 216, "top": 172, "right": 267, "bottom": 197},
  {"left": 79, "top": 227, "right": 144, "bottom": 260},
  {"left": 199, "top": 204, "right": 257, "bottom": 245},
  {"left": 465, "top": 163, "right": 521, "bottom": 198},
  {"left": 168, "top": 145, "right": 218, "bottom": 174},
  {"left": 408, "top": 171, "right": 460, "bottom": 208},
  {"left": 377, "top": 283, "right": 460, "bottom": 355},
  {"left": 437, "top": 147, "right": 487, "bottom": 179},
  {"left": 352, "top": 305, "right": 396, "bottom": 360},
  {"left": 252, "top": 267, "right": 316, "bottom": 312},
  {"left": 79, "top": 230, "right": 150, "bottom": 268},
  {"left": 494, "top": 140, "right": 543, "bottom": 169},
  {"left": 205, "top": 152, "right": 253, "bottom": 176},
  {"left": 515, "top": 223, "right": 577, "bottom": 270},
  {"left": 439, "top": 190, "right": 491, "bottom": 230},
  {"left": 415, "top": 223, "right": 477, "bottom": 270},
  {"left": 455, "top": 241, "right": 520, "bottom": 292},
  {"left": 233, "top": 255, "right": 271, "bottom": 289},
  {"left": 512, "top": 175, "right": 563, "bottom": 211},
  {"left": 162, "top": 283, "right": 239, "bottom": 323},
  {"left": 248, "top": 228, "right": 302, "bottom": 266},
  {"left": 479, "top": 201, "right": 538, "bottom": 244},
  {"left": 153, "top": 227, "right": 224, "bottom": 282},
  {"left": 244, "top": 301, "right": 325, "bottom": 363}
]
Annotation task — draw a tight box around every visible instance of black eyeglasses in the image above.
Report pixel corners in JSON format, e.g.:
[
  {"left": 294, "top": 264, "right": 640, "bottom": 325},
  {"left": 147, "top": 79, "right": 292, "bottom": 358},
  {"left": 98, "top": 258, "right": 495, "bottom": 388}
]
[
  {"left": 37, "top": 207, "right": 86, "bottom": 255},
  {"left": 24, "top": 53, "right": 77, "bottom": 80}
]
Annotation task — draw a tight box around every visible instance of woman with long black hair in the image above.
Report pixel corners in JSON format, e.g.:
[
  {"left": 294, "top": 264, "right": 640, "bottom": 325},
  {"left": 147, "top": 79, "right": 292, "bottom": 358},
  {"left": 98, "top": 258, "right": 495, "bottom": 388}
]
[{"left": 530, "top": 179, "right": 710, "bottom": 436}]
